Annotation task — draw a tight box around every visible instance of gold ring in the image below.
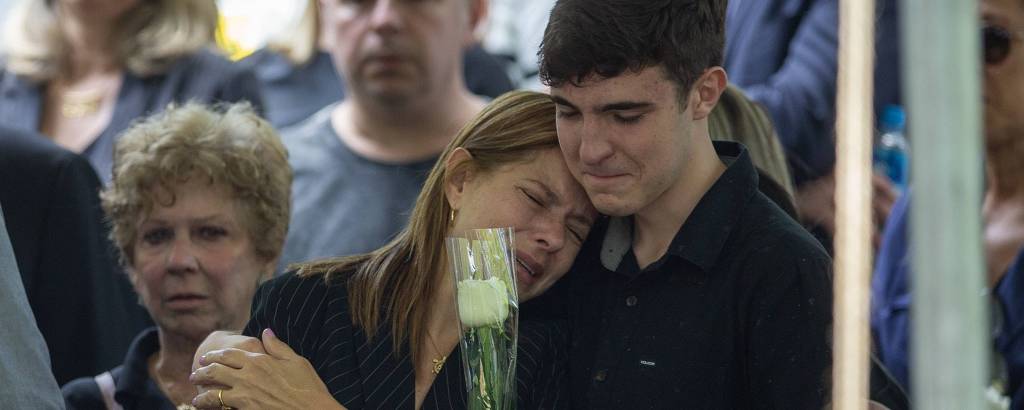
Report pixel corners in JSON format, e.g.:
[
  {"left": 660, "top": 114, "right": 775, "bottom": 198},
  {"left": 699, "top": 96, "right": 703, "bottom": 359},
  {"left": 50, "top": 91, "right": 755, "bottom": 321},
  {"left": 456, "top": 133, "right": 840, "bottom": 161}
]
[{"left": 218, "top": 389, "right": 227, "bottom": 409}]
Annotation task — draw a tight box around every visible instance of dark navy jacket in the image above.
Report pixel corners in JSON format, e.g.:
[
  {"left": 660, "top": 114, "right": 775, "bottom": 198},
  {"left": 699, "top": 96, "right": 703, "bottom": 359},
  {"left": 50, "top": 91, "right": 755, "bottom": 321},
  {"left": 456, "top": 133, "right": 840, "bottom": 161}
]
[
  {"left": 0, "top": 48, "right": 264, "bottom": 183},
  {"left": 0, "top": 125, "right": 143, "bottom": 385}
]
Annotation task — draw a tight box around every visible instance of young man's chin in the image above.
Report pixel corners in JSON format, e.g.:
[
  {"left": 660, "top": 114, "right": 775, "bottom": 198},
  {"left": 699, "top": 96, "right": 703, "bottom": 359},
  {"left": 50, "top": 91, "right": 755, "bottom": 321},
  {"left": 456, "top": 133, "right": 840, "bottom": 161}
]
[{"left": 588, "top": 194, "right": 638, "bottom": 218}]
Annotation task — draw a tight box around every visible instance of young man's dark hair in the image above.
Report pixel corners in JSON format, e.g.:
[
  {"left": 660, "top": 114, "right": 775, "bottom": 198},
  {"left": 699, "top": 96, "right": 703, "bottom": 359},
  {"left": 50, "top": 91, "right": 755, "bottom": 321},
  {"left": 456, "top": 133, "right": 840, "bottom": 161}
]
[{"left": 538, "top": 0, "right": 727, "bottom": 98}]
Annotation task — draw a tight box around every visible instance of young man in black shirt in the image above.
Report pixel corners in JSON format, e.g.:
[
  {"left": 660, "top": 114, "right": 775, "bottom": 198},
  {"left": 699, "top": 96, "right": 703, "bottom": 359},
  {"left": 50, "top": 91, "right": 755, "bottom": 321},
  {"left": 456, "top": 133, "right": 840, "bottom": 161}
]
[{"left": 539, "top": 0, "right": 834, "bottom": 407}]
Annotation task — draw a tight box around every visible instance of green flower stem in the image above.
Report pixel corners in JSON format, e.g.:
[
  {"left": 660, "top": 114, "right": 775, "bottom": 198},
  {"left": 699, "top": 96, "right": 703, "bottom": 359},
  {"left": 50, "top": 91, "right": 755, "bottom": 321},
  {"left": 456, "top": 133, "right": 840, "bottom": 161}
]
[{"left": 450, "top": 228, "right": 518, "bottom": 410}]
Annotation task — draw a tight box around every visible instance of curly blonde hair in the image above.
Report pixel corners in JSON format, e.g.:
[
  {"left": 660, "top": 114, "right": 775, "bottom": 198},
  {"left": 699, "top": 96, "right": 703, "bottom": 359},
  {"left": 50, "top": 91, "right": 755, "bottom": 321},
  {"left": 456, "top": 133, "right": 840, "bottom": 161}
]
[
  {"left": 101, "top": 102, "right": 291, "bottom": 266},
  {"left": 3, "top": 0, "right": 218, "bottom": 82}
]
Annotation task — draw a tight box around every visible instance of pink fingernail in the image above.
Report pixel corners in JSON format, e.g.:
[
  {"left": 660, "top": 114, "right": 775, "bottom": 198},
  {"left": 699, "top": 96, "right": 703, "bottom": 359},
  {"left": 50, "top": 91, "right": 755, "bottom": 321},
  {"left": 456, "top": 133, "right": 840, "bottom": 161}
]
[
  {"left": 199, "top": 355, "right": 207, "bottom": 365},
  {"left": 264, "top": 328, "right": 276, "bottom": 338}
]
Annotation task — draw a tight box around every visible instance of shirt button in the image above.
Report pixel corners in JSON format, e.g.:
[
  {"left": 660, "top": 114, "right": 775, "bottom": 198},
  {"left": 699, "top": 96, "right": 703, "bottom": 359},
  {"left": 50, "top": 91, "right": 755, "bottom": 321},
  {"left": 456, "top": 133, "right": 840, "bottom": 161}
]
[
  {"left": 625, "top": 295, "right": 638, "bottom": 307},
  {"left": 594, "top": 369, "right": 608, "bottom": 382}
]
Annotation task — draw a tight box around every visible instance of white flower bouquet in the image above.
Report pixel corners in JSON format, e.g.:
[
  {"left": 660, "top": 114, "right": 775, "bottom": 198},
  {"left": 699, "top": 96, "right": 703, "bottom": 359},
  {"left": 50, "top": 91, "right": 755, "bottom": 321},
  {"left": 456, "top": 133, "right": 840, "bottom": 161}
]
[{"left": 447, "top": 228, "right": 518, "bottom": 410}]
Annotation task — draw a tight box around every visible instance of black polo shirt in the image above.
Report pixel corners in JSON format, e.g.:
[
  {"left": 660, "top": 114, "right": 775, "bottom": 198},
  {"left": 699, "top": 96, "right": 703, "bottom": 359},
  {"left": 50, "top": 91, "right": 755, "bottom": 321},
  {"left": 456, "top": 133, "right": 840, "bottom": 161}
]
[{"left": 566, "top": 141, "right": 833, "bottom": 409}]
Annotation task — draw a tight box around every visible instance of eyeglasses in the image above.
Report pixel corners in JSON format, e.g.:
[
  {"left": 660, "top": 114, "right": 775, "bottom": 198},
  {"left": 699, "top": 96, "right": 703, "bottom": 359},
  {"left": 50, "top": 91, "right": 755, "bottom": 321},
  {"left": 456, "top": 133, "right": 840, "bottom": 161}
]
[{"left": 983, "top": 25, "right": 1024, "bottom": 65}]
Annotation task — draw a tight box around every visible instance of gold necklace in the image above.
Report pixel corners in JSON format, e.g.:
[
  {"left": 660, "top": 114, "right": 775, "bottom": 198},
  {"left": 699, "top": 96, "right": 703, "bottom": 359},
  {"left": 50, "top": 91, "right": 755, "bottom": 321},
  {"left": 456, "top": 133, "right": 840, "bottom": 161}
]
[
  {"left": 59, "top": 87, "right": 104, "bottom": 118},
  {"left": 426, "top": 332, "right": 447, "bottom": 375},
  {"left": 151, "top": 363, "right": 197, "bottom": 410},
  {"left": 52, "top": 74, "right": 119, "bottom": 118}
]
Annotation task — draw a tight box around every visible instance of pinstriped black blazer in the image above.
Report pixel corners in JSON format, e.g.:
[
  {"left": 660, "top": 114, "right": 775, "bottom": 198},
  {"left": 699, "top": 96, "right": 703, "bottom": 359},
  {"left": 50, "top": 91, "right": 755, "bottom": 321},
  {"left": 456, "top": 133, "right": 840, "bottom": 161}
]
[{"left": 242, "top": 272, "right": 568, "bottom": 409}]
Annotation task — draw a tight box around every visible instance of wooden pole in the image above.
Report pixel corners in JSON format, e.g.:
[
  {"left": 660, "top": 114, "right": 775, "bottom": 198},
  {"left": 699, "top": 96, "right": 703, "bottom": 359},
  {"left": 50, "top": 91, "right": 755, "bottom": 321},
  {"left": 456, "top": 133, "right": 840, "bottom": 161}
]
[
  {"left": 905, "top": 0, "right": 988, "bottom": 408},
  {"left": 832, "top": 0, "right": 874, "bottom": 407}
]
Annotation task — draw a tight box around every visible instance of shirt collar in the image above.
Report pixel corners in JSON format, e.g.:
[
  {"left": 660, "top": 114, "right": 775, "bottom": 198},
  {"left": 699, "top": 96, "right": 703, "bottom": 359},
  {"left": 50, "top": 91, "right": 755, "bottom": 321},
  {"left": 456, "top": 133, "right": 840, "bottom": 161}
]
[
  {"left": 601, "top": 141, "right": 759, "bottom": 274},
  {"left": 115, "top": 327, "right": 162, "bottom": 401}
]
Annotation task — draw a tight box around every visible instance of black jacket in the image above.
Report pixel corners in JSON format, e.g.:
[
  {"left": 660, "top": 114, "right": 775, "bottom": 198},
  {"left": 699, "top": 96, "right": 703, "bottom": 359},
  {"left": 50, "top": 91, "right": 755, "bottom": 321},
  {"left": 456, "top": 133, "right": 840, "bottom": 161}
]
[
  {"left": 242, "top": 271, "right": 568, "bottom": 409},
  {"left": 0, "top": 125, "right": 147, "bottom": 385}
]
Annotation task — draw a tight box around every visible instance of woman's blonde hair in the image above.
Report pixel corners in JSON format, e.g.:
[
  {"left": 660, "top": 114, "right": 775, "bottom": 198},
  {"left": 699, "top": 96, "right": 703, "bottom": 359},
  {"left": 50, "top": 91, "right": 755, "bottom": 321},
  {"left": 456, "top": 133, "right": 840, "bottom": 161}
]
[
  {"left": 265, "top": 0, "right": 320, "bottom": 66},
  {"left": 101, "top": 102, "right": 292, "bottom": 267},
  {"left": 296, "top": 90, "right": 560, "bottom": 359},
  {"left": 3, "top": 0, "right": 218, "bottom": 82}
]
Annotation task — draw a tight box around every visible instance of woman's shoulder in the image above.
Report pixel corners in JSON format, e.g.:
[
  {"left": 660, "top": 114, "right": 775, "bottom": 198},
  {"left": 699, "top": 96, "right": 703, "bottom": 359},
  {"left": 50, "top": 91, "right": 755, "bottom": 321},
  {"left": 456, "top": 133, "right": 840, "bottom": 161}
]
[
  {"left": 252, "top": 271, "right": 351, "bottom": 316},
  {"left": 153, "top": 48, "right": 262, "bottom": 107},
  {"left": 0, "top": 65, "right": 31, "bottom": 91},
  {"left": 245, "top": 271, "right": 361, "bottom": 379},
  {"left": 170, "top": 48, "right": 250, "bottom": 78},
  {"left": 236, "top": 48, "right": 290, "bottom": 78},
  {"left": 245, "top": 270, "right": 355, "bottom": 343},
  {"left": 267, "top": 266, "right": 352, "bottom": 291},
  {"left": 61, "top": 376, "right": 103, "bottom": 410},
  {"left": 61, "top": 367, "right": 125, "bottom": 410}
]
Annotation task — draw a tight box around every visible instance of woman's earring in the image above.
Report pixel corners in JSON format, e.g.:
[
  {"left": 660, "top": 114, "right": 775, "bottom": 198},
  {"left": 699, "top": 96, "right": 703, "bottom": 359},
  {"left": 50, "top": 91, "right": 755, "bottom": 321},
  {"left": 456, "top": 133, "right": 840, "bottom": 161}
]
[{"left": 449, "top": 208, "right": 457, "bottom": 225}]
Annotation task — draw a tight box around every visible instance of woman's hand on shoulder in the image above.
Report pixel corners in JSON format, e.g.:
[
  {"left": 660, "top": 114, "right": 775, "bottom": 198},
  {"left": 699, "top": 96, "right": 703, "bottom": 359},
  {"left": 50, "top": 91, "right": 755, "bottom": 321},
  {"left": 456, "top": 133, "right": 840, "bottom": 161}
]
[{"left": 190, "top": 328, "right": 346, "bottom": 410}]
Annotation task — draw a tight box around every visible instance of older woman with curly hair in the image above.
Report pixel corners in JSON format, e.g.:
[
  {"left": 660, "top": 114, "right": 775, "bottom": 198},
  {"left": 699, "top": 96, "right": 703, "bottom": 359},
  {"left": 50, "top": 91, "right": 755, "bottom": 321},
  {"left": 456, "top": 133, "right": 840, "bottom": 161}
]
[
  {"left": 61, "top": 102, "right": 291, "bottom": 410},
  {"left": 0, "top": 0, "right": 263, "bottom": 183}
]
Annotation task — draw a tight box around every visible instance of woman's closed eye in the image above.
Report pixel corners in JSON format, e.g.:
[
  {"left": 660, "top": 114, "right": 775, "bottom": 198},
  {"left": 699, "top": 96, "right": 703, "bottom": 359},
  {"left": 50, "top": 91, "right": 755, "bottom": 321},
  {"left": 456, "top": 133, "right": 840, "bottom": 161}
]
[
  {"left": 521, "top": 188, "right": 544, "bottom": 206},
  {"left": 567, "top": 226, "right": 585, "bottom": 243}
]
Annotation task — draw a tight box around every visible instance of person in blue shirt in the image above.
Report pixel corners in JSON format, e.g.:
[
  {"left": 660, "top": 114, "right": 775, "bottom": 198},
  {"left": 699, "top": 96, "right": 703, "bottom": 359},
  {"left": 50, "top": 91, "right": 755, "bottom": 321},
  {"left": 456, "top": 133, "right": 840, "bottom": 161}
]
[
  {"left": 996, "top": 249, "right": 1024, "bottom": 406},
  {"left": 872, "top": 0, "right": 1024, "bottom": 404},
  {"left": 724, "top": 0, "right": 902, "bottom": 251}
]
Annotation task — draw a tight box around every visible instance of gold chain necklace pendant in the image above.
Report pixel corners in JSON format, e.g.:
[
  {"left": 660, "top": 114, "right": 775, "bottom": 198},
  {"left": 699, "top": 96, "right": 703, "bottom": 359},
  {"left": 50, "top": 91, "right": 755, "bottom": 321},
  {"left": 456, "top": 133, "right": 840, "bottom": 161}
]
[
  {"left": 60, "top": 97, "right": 102, "bottom": 118},
  {"left": 426, "top": 331, "right": 448, "bottom": 375},
  {"left": 58, "top": 86, "right": 105, "bottom": 118},
  {"left": 431, "top": 355, "right": 447, "bottom": 375}
]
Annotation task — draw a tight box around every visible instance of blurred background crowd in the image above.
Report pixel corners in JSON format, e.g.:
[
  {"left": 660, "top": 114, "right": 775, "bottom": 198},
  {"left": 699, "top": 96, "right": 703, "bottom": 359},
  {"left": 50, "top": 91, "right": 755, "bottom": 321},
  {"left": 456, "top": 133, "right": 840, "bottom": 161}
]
[{"left": 1, "top": 0, "right": 1018, "bottom": 408}]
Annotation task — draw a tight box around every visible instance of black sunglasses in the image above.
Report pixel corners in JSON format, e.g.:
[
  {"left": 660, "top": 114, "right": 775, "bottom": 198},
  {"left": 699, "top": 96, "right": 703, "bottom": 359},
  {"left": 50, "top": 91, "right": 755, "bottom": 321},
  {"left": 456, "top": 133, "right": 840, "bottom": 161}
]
[{"left": 983, "top": 25, "right": 1021, "bottom": 65}]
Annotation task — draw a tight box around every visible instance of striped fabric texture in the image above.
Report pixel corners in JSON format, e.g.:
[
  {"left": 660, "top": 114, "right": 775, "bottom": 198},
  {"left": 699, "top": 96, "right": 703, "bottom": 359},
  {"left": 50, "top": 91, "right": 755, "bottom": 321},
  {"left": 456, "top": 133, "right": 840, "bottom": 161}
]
[{"left": 243, "top": 272, "right": 568, "bottom": 409}]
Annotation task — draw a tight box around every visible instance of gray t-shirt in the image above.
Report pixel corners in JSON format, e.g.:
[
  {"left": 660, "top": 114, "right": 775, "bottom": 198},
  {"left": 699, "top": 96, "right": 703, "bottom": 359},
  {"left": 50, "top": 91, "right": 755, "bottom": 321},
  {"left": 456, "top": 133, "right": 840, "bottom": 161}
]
[{"left": 279, "top": 105, "right": 436, "bottom": 270}]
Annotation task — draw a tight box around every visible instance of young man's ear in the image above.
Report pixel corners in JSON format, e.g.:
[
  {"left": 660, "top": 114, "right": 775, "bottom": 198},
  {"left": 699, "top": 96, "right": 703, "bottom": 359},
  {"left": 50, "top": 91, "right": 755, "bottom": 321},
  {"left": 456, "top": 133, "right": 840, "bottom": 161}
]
[
  {"left": 444, "top": 148, "right": 475, "bottom": 211},
  {"left": 689, "top": 67, "right": 728, "bottom": 121}
]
